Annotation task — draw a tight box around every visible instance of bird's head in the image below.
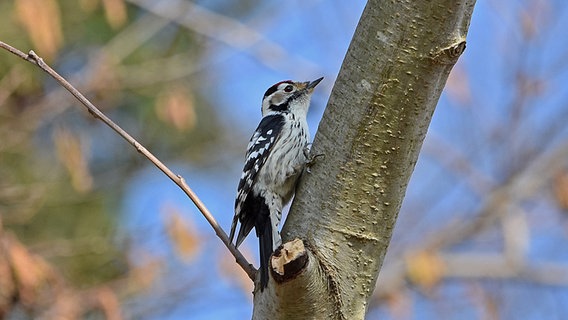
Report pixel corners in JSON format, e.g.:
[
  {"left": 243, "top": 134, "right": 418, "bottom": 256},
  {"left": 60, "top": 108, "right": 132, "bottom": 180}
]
[{"left": 261, "top": 77, "right": 323, "bottom": 116}]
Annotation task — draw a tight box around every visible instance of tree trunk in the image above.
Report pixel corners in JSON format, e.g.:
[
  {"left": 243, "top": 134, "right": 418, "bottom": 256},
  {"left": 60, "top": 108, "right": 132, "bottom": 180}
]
[{"left": 253, "top": 0, "right": 476, "bottom": 318}]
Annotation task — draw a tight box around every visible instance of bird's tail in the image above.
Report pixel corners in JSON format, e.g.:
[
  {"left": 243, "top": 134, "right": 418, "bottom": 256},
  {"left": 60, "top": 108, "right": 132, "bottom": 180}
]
[
  {"left": 258, "top": 222, "right": 273, "bottom": 290},
  {"left": 229, "top": 214, "right": 238, "bottom": 245}
]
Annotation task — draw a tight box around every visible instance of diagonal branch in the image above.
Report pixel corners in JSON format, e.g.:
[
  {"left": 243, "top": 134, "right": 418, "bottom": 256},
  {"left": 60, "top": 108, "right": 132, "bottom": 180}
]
[{"left": 0, "top": 40, "right": 256, "bottom": 280}]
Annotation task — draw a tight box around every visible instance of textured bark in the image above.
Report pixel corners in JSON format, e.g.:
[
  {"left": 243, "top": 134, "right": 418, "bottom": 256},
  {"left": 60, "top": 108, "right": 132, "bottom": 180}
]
[{"left": 253, "top": 0, "right": 476, "bottom": 319}]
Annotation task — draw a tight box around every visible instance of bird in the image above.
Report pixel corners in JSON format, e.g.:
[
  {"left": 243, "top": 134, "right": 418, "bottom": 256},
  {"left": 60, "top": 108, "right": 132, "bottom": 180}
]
[{"left": 229, "top": 77, "right": 323, "bottom": 290}]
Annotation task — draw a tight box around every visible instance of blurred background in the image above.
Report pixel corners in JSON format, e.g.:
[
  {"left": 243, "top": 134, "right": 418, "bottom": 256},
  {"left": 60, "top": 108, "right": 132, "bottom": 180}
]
[{"left": 1, "top": 0, "right": 567, "bottom": 319}]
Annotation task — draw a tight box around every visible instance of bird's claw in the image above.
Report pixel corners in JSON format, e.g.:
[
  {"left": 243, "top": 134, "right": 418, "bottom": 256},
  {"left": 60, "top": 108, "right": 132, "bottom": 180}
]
[{"left": 303, "top": 144, "right": 325, "bottom": 173}]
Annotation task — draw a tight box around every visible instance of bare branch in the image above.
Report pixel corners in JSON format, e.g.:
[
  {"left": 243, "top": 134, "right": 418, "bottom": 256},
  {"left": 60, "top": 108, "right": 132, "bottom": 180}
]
[{"left": 0, "top": 40, "right": 256, "bottom": 280}]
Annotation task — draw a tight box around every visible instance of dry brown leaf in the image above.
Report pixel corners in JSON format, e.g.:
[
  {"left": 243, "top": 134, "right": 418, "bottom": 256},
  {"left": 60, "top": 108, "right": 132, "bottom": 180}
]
[
  {"left": 553, "top": 170, "right": 568, "bottom": 210},
  {"left": 4, "top": 233, "right": 55, "bottom": 306},
  {"left": 156, "top": 85, "right": 197, "bottom": 132},
  {"left": 42, "top": 289, "right": 81, "bottom": 320},
  {"left": 405, "top": 250, "right": 445, "bottom": 292},
  {"left": 53, "top": 128, "right": 93, "bottom": 193},
  {"left": 385, "top": 291, "right": 412, "bottom": 320},
  {"left": 14, "top": 0, "right": 63, "bottom": 61},
  {"left": 445, "top": 63, "right": 471, "bottom": 106},
  {"left": 520, "top": 0, "right": 551, "bottom": 40},
  {"left": 102, "top": 0, "right": 128, "bottom": 29},
  {"left": 96, "top": 287, "right": 122, "bottom": 320},
  {"left": 163, "top": 206, "right": 200, "bottom": 262},
  {"left": 0, "top": 237, "right": 16, "bottom": 317},
  {"left": 127, "top": 255, "right": 162, "bottom": 293},
  {"left": 520, "top": 9, "right": 536, "bottom": 39}
]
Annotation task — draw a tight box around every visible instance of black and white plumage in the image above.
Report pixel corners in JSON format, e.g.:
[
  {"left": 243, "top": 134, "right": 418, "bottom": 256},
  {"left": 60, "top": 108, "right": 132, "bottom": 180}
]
[{"left": 229, "top": 77, "right": 323, "bottom": 290}]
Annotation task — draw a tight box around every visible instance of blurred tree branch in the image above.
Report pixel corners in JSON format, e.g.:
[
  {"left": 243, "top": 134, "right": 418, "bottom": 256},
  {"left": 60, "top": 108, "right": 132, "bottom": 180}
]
[
  {"left": 372, "top": 132, "right": 568, "bottom": 301},
  {"left": 126, "top": 0, "right": 322, "bottom": 78}
]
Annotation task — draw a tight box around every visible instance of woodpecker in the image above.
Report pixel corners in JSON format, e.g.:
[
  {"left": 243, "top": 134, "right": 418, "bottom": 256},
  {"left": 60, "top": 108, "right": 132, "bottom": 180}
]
[{"left": 229, "top": 77, "right": 323, "bottom": 290}]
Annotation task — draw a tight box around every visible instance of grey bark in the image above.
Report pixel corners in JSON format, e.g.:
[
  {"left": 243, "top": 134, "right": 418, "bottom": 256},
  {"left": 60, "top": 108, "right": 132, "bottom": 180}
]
[{"left": 253, "top": 0, "right": 476, "bottom": 319}]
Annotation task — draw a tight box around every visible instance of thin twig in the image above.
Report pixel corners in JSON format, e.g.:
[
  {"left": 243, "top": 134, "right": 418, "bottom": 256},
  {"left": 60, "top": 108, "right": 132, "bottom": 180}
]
[{"left": 0, "top": 40, "right": 256, "bottom": 280}]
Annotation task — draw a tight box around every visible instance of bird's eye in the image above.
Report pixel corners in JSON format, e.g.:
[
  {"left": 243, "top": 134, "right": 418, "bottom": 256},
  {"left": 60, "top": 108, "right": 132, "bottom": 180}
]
[{"left": 284, "top": 85, "right": 294, "bottom": 92}]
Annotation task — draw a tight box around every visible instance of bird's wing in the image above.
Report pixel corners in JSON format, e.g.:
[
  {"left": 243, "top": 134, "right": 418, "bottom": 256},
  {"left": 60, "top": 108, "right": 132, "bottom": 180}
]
[{"left": 229, "top": 114, "right": 285, "bottom": 245}]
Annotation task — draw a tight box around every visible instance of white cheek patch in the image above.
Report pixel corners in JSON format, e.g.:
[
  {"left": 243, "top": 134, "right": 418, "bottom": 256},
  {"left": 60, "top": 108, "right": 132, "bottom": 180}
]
[{"left": 270, "top": 92, "right": 286, "bottom": 106}]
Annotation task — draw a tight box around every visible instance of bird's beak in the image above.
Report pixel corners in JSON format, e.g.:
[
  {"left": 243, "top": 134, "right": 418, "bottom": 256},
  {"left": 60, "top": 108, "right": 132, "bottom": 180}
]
[{"left": 306, "top": 77, "right": 324, "bottom": 90}]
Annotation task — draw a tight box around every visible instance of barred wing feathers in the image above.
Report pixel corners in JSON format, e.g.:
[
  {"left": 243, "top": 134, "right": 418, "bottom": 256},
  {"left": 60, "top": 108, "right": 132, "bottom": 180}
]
[{"left": 229, "top": 114, "right": 285, "bottom": 247}]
